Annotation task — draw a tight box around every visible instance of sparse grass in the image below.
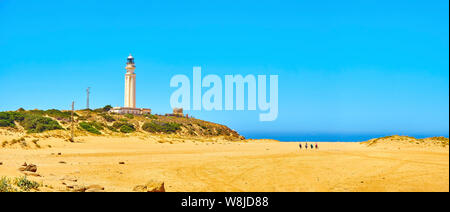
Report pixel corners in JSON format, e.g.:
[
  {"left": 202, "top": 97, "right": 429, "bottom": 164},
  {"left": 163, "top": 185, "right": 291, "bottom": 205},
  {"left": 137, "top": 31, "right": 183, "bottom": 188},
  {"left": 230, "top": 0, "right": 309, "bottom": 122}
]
[
  {"left": 0, "top": 177, "right": 17, "bottom": 192},
  {"left": 31, "top": 139, "right": 40, "bottom": 148},
  {"left": 124, "top": 114, "right": 134, "bottom": 119}
]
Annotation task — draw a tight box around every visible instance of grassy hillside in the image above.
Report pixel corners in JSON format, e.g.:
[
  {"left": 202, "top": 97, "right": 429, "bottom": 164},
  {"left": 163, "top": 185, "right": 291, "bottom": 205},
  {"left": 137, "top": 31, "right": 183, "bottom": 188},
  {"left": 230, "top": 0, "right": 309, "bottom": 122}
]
[{"left": 0, "top": 107, "right": 244, "bottom": 141}]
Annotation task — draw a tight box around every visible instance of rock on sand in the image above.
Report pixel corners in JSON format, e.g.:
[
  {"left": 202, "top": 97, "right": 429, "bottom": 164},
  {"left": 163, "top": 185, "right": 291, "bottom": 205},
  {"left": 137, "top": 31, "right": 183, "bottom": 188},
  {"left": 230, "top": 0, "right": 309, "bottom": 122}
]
[{"left": 133, "top": 180, "right": 165, "bottom": 192}]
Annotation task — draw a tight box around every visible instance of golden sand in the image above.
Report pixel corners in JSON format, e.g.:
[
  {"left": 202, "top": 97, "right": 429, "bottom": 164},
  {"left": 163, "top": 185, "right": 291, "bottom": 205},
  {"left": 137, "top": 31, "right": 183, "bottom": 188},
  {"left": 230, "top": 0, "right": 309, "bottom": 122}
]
[{"left": 0, "top": 135, "right": 448, "bottom": 192}]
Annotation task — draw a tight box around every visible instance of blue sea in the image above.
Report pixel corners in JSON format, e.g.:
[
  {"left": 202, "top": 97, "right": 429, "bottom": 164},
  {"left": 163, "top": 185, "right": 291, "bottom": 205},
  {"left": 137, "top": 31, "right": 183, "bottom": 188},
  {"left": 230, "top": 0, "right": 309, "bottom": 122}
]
[{"left": 240, "top": 132, "right": 449, "bottom": 142}]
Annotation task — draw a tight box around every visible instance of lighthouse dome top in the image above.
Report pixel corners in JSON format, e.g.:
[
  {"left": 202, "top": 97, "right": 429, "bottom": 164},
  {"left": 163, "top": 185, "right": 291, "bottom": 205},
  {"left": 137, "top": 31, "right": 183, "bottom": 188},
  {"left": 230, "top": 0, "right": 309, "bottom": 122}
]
[{"left": 128, "top": 54, "right": 133, "bottom": 59}]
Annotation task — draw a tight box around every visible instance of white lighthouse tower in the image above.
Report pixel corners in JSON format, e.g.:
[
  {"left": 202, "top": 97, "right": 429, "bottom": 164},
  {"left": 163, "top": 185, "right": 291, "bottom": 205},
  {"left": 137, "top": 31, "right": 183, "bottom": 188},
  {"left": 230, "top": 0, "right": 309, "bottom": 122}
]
[
  {"left": 110, "top": 54, "right": 151, "bottom": 115},
  {"left": 124, "top": 54, "right": 136, "bottom": 108}
]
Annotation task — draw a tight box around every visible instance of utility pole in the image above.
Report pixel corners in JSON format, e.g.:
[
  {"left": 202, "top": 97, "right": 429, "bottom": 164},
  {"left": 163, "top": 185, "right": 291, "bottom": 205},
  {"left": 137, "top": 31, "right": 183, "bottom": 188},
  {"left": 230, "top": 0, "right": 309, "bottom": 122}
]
[
  {"left": 86, "top": 87, "right": 90, "bottom": 110},
  {"left": 71, "top": 101, "right": 74, "bottom": 142}
]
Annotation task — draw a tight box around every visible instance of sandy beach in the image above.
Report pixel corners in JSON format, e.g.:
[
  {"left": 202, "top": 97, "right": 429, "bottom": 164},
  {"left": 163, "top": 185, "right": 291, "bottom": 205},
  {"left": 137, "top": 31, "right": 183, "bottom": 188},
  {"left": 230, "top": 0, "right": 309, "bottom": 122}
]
[{"left": 1, "top": 136, "right": 448, "bottom": 192}]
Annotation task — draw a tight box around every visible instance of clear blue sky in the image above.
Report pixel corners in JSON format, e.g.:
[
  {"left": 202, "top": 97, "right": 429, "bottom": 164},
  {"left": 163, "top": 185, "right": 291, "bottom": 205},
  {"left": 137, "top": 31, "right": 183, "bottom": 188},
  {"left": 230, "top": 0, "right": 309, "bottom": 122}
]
[{"left": 0, "top": 0, "right": 448, "bottom": 140}]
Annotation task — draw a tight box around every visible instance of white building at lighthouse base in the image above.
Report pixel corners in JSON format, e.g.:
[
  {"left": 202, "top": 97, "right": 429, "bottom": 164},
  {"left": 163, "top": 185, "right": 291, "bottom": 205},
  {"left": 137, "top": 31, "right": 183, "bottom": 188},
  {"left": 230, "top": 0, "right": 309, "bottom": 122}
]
[{"left": 110, "top": 107, "right": 151, "bottom": 115}]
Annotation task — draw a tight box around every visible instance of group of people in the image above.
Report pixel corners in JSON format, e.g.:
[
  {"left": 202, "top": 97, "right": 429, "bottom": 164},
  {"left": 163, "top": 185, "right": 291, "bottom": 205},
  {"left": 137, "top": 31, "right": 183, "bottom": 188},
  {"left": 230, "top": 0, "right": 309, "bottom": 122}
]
[{"left": 299, "top": 142, "right": 318, "bottom": 150}]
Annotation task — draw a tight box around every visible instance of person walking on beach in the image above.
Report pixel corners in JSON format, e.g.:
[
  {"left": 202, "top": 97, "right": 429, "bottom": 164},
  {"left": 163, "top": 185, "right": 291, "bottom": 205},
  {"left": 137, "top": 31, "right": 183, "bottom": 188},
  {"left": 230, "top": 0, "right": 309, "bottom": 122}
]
[
  {"left": 305, "top": 142, "right": 308, "bottom": 149},
  {"left": 299, "top": 143, "right": 302, "bottom": 149},
  {"left": 310, "top": 144, "right": 314, "bottom": 149},
  {"left": 315, "top": 143, "right": 318, "bottom": 149}
]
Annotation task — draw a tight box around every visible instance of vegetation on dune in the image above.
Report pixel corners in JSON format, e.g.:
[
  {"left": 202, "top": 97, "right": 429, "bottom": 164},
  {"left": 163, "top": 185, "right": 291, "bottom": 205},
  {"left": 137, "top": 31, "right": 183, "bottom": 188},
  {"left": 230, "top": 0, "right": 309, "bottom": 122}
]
[
  {"left": 21, "top": 114, "right": 63, "bottom": 133},
  {"left": 0, "top": 107, "right": 244, "bottom": 140},
  {"left": 0, "top": 110, "right": 69, "bottom": 133},
  {"left": 89, "top": 121, "right": 105, "bottom": 131},
  {"left": 142, "top": 121, "right": 181, "bottom": 134},
  {"left": 100, "top": 113, "right": 116, "bottom": 122},
  {"left": 79, "top": 122, "right": 102, "bottom": 135},
  {"left": 144, "top": 114, "right": 158, "bottom": 119},
  {"left": 106, "top": 125, "right": 118, "bottom": 132},
  {"left": 14, "top": 176, "right": 40, "bottom": 191},
  {"left": 0, "top": 176, "right": 40, "bottom": 192},
  {"left": 28, "top": 109, "right": 76, "bottom": 121},
  {"left": 112, "top": 121, "right": 136, "bottom": 133},
  {"left": 364, "top": 135, "right": 449, "bottom": 147},
  {"left": 93, "top": 105, "right": 113, "bottom": 113},
  {"left": 120, "top": 124, "right": 135, "bottom": 133},
  {"left": 0, "top": 177, "right": 16, "bottom": 192}
]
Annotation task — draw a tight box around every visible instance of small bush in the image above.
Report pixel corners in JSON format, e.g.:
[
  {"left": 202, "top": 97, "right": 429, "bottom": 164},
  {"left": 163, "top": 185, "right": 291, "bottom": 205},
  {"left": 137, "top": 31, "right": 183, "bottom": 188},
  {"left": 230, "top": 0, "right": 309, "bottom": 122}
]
[
  {"left": 120, "top": 125, "right": 135, "bottom": 133},
  {"left": 112, "top": 122, "right": 135, "bottom": 133},
  {"left": 79, "top": 122, "right": 101, "bottom": 135},
  {"left": 44, "top": 109, "right": 75, "bottom": 120},
  {"left": 14, "top": 176, "right": 40, "bottom": 191},
  {"left": 144, "top": 114, "right": 158, "bottom": 119},
  {"left": 103, "top": 105, "right": 113, "bottom": 112},
  {"left": 142, "top": 121, "right": 181, "bottom": 134},
  {"left": 101, "top": 113, "right": 116, "bottom": 122},
  {"left": 0, "top": 111, "right": 63, "bottom": 133},
  {"left": 124, "top": 114, "right": 134, "bottom": 119},
  {"left": 89, "top": 121, "right": 104, "bottom": 130},
  {"left": 0, "top": 119, "right": 14, "bottom": 127},
  {"left": 106, "top": 125, "right": 118, "bottom": 132},
  {"left": 20, "top": 115, "right": 63, "bottom": 133}
]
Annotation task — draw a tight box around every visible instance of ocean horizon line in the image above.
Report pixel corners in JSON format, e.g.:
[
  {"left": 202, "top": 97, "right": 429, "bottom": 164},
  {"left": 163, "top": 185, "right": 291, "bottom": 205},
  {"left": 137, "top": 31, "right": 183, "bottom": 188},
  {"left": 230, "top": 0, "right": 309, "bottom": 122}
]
[{"left": 241, "top": 132, "right": 450, "bottom": 142}]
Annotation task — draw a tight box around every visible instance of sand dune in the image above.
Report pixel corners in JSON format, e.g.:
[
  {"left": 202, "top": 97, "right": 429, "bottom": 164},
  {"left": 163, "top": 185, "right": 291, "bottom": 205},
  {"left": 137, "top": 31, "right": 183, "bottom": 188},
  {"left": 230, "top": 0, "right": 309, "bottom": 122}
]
[{"left": 1, "top": 134, "right": 448, "bottom": 192}]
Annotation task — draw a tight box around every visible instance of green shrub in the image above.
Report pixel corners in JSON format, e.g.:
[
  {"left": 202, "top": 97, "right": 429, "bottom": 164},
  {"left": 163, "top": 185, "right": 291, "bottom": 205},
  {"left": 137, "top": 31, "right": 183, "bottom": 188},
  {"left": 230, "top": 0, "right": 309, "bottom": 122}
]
[
  {"left": 0, "top": 111, "right": 63, "bottom": 133},
  {"left": 44, "top": 109, "right": 74, "bottom": 120},
  {"left": 27, "top": 109, "right": 75, "bottom": 121},
  {"left": 142, "top": 121, "right": 181, "bottom": 134},
  {"left": 144, "top": 114, "right": 158, "bottom": 119},
  {"left": 106, "top": 125, "right": 118, "bottom": 132},
  {"left": 89, "top": 121, "right": 104, "bottom": 130},
  {"left": 103, "top": 105, "right": 113, "bottom": 112},
  {"left": 0, "top": 112, "right": 23, "bottom": 127},
  {"left": 0, "top": 119, "right": 14, "bottom": 127},
  {"left": 124, "top": 114, "right": 134, "bottom": 119},
  {"left": 79, "top": 122, "right": 101, "bottom": 135},
  {"left": 112, "top": 122, "right": 135, "bottom": 133},
  {"left": 120, "top": 125, "right": 135, "bottom": 133},
  {"left": 20, "top": 114, "right": 63, "bottom": 133},
  {"left": 14, "top": 176, "right": 40, "bottom": 191},
  {"left": 101, "top": 113, "right": 116, "bottom": 122}
]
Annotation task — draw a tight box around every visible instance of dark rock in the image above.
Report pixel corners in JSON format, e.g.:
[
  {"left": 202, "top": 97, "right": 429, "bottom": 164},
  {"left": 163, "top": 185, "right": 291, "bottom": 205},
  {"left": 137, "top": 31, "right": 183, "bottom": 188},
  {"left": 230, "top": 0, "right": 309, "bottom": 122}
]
[{"left": 24, "top": 164, "right": 37, "bottom": 172}]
